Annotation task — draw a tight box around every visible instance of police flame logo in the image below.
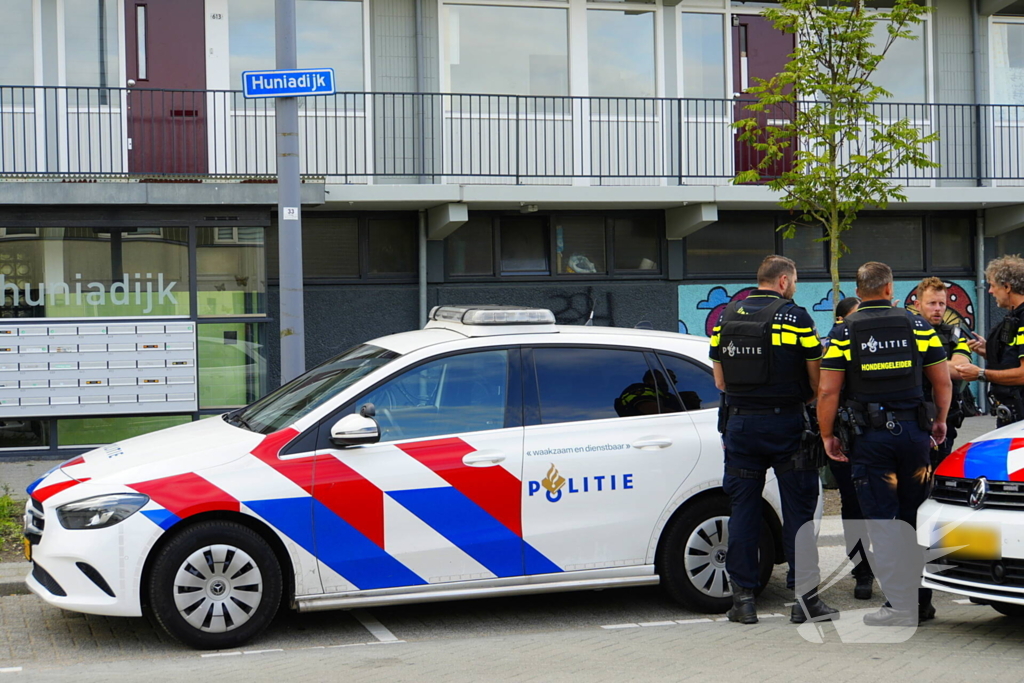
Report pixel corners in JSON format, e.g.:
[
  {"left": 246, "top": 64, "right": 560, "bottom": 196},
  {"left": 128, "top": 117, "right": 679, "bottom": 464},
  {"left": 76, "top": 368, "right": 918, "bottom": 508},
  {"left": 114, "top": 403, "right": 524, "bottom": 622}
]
[
  {"left": 725, "top": 341, "right": 738, "bottom": 357},
  {"left": 865, "top": 336, "right": 879, "bottom": 353}
]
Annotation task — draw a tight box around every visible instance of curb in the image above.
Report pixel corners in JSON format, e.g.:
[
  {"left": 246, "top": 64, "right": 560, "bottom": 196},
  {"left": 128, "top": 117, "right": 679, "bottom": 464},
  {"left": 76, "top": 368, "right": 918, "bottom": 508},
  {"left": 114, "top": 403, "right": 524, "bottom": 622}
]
[{"left": 0, "top": 563, "right": 30, "bottom": 596}]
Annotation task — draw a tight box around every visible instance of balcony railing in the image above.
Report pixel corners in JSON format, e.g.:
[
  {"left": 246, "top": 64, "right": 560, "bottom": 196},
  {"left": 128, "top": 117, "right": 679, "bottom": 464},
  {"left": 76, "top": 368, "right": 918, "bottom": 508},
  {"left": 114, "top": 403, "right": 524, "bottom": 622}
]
[{"left": 0, "top": 85, "right": 1019, "bottom": 185}]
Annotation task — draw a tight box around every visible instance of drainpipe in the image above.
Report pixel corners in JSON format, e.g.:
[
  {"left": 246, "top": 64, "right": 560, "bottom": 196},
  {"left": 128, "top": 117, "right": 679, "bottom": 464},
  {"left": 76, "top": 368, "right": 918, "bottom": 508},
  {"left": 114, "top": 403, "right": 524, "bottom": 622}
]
[
  {"left": 419, "top": 209, "right": 428, "bottom": 328},
  {"left": 972, "top": 0, "right": 988, "bottom": 411}
]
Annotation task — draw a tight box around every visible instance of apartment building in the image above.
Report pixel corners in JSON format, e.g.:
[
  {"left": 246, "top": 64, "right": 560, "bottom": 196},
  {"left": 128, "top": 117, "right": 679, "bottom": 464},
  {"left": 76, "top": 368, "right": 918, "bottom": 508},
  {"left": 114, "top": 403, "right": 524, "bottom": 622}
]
[{"left": 0, "top": 0, "right": 1021, "bottom": 458}]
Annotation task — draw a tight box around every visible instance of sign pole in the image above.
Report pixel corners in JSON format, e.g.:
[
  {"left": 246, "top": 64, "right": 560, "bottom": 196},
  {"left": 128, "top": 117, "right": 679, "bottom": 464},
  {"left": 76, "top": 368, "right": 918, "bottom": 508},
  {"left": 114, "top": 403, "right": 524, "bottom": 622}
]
[{"left": 275, "top": 0, "right": 305, "bottom": 383}]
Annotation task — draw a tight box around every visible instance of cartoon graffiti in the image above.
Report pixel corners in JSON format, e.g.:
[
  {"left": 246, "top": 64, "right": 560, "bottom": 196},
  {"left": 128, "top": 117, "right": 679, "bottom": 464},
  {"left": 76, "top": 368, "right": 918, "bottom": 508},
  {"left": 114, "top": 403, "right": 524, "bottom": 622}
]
[
  {"left": 904, "top": 281, "right": 975, "bottom": 331},
  {"left": 548, "top": 287, "right": 614, "bottom": 327},
  {"left": 679, "top": 279, "right": 977, "bottom": 339}
]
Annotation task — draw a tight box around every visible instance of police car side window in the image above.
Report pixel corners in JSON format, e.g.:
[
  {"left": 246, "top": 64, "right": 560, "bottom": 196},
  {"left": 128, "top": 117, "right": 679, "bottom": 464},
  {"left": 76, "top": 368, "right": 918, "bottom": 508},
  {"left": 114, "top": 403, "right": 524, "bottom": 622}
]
[
  {"left": 532, "top": 347, "right": 659, "bottom": 424},
  {"left": 655, "top": 353, "right": 720, "bottom": 410},
  {"left": 358, "top": 349, "right": 510, "bottom": 442}
]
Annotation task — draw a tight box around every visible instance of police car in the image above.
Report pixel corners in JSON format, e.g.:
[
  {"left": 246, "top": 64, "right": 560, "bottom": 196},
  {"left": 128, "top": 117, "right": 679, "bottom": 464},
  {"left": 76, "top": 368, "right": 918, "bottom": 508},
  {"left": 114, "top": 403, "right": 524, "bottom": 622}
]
[
  {"left": 24, "top": 306, "right": 788, "bottom": 649},
  {"left": 920, "top": 424, "right": 1024, "bottom": 617}
]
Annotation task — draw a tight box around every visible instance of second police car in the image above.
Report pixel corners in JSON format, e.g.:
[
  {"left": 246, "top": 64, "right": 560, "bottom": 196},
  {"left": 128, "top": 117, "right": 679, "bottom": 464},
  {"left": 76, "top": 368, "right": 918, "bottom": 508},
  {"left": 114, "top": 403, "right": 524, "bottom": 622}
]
[{"left": 24, "top": 306, "right": 790, "bottom": 649}]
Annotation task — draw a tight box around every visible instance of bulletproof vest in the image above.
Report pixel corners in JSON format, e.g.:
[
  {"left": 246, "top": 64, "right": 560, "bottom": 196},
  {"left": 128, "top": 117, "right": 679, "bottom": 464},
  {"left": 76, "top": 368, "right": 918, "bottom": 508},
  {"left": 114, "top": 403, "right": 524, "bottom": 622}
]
[
  {"left": 845, "top": 307, "right": 922, "bottom": 402},
  {"left": 987, "top": 313, "right": 1022, "bottom": 371},
  {"left": 718, "top": 297, "right": 789, "bottom": 394}
]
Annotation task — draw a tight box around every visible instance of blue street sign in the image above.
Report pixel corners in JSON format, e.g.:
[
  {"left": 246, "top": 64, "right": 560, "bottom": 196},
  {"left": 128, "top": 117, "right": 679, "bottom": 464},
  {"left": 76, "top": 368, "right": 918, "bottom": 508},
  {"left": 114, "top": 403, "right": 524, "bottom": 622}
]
[{"left": 242, "top": 68, "right": 336, "bottom": 99}]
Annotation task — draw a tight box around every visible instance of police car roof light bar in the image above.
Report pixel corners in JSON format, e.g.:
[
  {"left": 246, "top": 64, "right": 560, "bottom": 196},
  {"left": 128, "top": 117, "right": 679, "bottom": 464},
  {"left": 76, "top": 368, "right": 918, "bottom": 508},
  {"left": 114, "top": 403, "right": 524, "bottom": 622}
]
[{"left": 428, "top": 305, "right": 556, "bottom": 325}]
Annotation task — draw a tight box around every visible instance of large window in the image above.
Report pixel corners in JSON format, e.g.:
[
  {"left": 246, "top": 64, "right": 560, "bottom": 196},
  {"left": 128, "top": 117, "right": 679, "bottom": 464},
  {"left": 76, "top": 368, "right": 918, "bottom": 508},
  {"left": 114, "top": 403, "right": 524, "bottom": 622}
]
[
  {"left": 446, "top": 213, "right": 662, "bottom": 279},
  {"left": 228, "top": 0, "right": 364, "bottom": 91},
  {"left": 871, "top": 21, "right": 926, "bottom": 102},
  {"left": 64, "top": 0, "right": 120, "bottom": 91},
  {"left": 588, "top": 10, "right": 656, "bottom": 98},
  {"left": 0, "top": 1, "right": 33, "bottom": 88},
  {"left": 993, "top": 22, "right": 1024, "bottom": 106},
  {"left": 533, "top": 347, "right": 658, "bottom": 424},
  {"left": 198, "top": 323, "right": 266, "bottom": 409},
  {"left": 0, "top": 228, "right": 190, "bottom": 318},
  {"left": 681, "top": 13, "right": 726, "bottom": 99},
  {"left": 446, "top": 5, "right": 569, "bottom": 96},
  {"left": 685, "top": 215, "right": 774, "bottom": 275},
  {"left": 197, "top": 227, "right": 267, "bottom": 317},
  {"left": 841, "top": 217, "right": 924, "bottom": 274}
]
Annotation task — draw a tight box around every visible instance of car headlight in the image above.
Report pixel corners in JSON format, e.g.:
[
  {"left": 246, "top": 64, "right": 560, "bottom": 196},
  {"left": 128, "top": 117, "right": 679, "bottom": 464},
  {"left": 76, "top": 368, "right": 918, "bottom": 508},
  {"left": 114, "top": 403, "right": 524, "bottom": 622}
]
[{"left": 56, "top": 493, "right": 150, "bottom": 530}]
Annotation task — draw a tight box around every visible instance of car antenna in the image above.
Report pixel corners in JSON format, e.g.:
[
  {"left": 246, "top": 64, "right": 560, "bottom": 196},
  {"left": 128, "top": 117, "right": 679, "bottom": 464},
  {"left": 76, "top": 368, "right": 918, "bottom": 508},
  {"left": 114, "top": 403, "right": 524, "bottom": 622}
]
[{"left": 584, "top": 309, "right": 594, "bottom": 326}]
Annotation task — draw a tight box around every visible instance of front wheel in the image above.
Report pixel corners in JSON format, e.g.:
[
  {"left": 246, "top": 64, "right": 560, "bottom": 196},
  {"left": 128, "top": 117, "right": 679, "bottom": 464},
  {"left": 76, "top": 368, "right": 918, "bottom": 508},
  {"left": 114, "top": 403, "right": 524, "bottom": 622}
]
[
  {"left": 990, "top": 600, "right": 1024, "bottom": 618},
  {"left": 148, "top": 521, "right": 283, "bottom": 650},
  {"left": 657, "top": 496, "right": 774, "bottom": 613}
]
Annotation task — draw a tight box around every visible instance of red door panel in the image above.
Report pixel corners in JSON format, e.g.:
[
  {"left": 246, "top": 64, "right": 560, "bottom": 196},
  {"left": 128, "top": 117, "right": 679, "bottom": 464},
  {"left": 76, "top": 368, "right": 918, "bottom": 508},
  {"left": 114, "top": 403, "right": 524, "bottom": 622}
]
[
  {"left": 125, "top": 0, "right": 207, "bottom": 174},
  {"left": 732, "top": 15, "right": 795, "bottom": 181}
]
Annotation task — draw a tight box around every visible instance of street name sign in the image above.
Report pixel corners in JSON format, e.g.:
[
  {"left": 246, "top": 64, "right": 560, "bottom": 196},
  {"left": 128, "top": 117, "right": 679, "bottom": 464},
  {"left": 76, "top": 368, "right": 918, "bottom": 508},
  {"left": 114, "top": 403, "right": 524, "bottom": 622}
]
[{"left": 242, "top": 68, "right": 336, "bottom": 99}]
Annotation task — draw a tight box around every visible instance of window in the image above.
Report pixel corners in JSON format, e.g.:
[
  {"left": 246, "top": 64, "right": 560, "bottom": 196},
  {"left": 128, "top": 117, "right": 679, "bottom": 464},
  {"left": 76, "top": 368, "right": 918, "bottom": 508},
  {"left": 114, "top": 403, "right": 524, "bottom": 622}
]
[
  {"left": 871, "top": 20, "right": 926, "bottom": 102},
  {"left": 782, "top": 225, "right": 825, "bottom": 271},
  {"left": 360, "top": 350, "right": 510, "bottom": 441},
  {"left": 0, "top": 419, "right": 48, "bottom": 450},
  {"left": 685, "top": 215, "right": 775, "bottom": 275},
  {"left": 446, "top": 5, "right": 568, "bottom": 96},
  {"left": 930, "top": 217, "right": 972, "bottom": 271},
  {"left": 446, "top": 213, "right": 663, "bottom": 279},
  {"left": 367, "top": 218, "right": 417, "bottom": 276},
  {"left": 64, "top": 0, "right": 120, "bottom": 92},
  {"left": 198, "top": 323, "right": 266, "bottom": 409},
  {"left": 533, "top": 347, "right": 656, "bottom": 424},
  {"left": 656, "top": 353, "right": 720, "bottom": 410},
  {"left": 681, "top": 14, "right": 726, "bottom": 99},
  {"left": 556, "top": 217, "right": 606, "bottom": 275},
  {"left": 501, "top": 218, "right": 549, "bottom": 275},
  {"left": 0, "top": 227, "right": 190, "bottom": 319},
  {"left": 588, "top": 10, "right": 656, "bottom": 98},
  {"left": 197, "top": 227, "right": 266, "bottom": 316},
  {"left": 841, "top": 216, "right": 923, "bottom": 274},
  {"left": 0, "top": 2, "right": 33, "bottom": 95},
  {"left": 228, "top": 0, "right": 363, "bottom": 91},
  {"left": 994, "top": 23, "right": 1024, "bottom": 106},
  {"left": 447, "top": 218, "right": 493, "bottom": 277}
]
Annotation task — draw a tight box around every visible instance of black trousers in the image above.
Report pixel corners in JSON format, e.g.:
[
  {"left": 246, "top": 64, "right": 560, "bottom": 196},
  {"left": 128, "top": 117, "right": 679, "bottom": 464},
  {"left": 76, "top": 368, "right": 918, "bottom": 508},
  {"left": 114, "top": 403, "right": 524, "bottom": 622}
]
[{"left": 828, "top": 459, "right": 874, "bottom": 580}]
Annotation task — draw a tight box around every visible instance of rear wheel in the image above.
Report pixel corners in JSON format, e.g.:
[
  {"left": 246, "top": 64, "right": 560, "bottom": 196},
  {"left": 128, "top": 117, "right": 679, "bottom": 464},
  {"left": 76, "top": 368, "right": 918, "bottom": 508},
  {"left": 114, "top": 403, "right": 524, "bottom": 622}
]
[
  {"left": 990, "top": 600, "right": 1024, "bottom": 618},
  {"left": 657, "top": 496, "right": 774, "bottom": 613},
  {"left": 149, "top": 521, "right": 283, "bottom": 650}
]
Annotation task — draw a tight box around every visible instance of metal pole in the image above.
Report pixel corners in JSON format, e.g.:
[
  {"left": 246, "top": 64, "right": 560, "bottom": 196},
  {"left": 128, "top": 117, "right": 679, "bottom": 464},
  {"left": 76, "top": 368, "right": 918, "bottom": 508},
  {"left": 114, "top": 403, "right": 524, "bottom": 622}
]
[
  {"left": 977, "top": 210, "right": 988, "bottom": 413},
  {"left": 276, "top": 0, "right": 305, "bottom": 383},
  {"left": 419, "top": 210, "right": 428, "bottom": 328}
]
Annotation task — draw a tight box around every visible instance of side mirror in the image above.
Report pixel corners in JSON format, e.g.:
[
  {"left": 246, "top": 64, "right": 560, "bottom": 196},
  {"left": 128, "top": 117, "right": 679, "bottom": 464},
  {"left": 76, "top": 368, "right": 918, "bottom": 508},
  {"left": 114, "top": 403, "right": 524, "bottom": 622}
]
[{"left": 330, "top": 413, "right": 380, "bottom": 447}]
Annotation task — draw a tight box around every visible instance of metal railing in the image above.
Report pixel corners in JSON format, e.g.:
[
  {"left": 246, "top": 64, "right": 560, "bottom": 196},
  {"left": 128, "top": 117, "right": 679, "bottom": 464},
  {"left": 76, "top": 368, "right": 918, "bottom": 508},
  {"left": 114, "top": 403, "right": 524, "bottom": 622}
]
[{"left": 0, "top": 85, "right": 1019, "bottom": 184}]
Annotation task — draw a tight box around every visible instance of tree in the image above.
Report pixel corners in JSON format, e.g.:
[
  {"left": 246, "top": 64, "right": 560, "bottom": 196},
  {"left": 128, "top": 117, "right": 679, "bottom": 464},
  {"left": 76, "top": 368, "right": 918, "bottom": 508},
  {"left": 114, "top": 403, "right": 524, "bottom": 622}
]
[{"left": 734, "top": 0, "right": 937, "bottom": 309}]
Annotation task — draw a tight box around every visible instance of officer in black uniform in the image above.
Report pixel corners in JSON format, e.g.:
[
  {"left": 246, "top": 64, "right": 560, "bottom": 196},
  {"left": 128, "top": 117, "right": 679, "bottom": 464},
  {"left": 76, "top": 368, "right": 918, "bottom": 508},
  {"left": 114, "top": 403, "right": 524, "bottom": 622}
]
[
  {"left": 913, "top": 277, "right": 972, "bottom": 468},
  {"left": 711, "top": 255, "right": 837, "bottom": 626},
  {"left": 818, "top": 261, "right": 951, "bottom": 627},
  {"left": 823, "top": 297, "right": 876, "bottom": 600},
  {"left": 959, "top": 256, "right": 1024, "bottom": 427}
]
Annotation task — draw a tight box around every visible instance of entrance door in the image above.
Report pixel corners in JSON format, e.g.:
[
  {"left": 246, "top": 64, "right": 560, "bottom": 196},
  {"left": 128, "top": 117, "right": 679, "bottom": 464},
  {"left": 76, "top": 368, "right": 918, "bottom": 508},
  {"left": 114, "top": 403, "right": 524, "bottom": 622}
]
[
  {"left": 124, "top": 0, "right": 207, "bottom": 174},
  {"left": 732, "top": 15, "right": 794, "bottom": 180}
]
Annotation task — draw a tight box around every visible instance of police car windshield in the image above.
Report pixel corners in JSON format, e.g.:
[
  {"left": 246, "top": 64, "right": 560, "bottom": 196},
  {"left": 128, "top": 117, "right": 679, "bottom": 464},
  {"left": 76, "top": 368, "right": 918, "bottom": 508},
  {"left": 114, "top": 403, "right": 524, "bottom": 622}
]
[{"left": 232, "top": 344, "right": 399, "bottom": 435}]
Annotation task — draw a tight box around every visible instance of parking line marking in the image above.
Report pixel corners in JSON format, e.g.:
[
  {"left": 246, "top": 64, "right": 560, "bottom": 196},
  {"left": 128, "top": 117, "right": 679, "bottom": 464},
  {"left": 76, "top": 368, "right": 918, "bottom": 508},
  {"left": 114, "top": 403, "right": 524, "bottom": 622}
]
[
  {"left": 352, "top": 610, "right": 400, "bottom": 642},
  {"left": 676, "top": 618, "right": 712, "bottom": 625},
  {"left": 762, "top": 613, "right": 787, "bottom": 618},
  {"left": 0, "top": 667, "right": 22, "bottom": 673},
  {"left": 200, "top": 652, "right": 242, "bottom": 658},
  {"left": 243, "top": 649, "right": 283, "bottom": 655},
  {"left": 638, "top": 621, "right": 677, "bottom": 627},
  {"left": 601, "top": 623, "right": 639, "bottom": 629}
]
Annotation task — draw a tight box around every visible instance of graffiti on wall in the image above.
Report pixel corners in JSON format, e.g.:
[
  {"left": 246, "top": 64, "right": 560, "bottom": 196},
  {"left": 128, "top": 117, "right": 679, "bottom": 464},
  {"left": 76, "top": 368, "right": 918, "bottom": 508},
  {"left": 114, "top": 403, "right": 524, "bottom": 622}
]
[{"left": 678, "top": 279, "right": 977, "bottom": 338}]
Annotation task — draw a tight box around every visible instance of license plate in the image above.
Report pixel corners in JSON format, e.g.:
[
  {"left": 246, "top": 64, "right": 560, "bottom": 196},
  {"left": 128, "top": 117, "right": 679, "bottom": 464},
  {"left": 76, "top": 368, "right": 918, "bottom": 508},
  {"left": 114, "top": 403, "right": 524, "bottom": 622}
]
[
  {"left": 22, "top": 537, "right": 31, "bottom": 562},
  {"left": 934, "top": 522, "right": 1001, "bottom": 560}
]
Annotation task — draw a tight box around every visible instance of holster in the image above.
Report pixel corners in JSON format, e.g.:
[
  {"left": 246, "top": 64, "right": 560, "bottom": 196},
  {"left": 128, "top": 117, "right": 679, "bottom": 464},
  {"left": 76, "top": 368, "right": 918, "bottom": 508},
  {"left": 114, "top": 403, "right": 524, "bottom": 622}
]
[
  {"left": 920, "top": 402, "right": 937, "bottom": 432},
  {"left": 990, "top": 385, "right": 1024, "bottom": 425}
]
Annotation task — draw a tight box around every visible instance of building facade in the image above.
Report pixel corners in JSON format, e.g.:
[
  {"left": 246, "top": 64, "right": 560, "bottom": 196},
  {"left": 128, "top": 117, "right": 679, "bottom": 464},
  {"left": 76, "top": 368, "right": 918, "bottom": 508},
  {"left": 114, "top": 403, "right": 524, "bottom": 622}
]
[{"left": 0, "top": 0, "right": 1022, "bottom": 459}]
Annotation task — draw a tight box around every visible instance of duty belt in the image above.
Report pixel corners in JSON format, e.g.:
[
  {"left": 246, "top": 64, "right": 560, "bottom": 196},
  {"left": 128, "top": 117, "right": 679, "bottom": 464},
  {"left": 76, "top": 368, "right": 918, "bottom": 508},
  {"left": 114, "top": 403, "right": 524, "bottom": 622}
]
[{"left": 727, "top": 404, "right": 803, "bottom": 416}]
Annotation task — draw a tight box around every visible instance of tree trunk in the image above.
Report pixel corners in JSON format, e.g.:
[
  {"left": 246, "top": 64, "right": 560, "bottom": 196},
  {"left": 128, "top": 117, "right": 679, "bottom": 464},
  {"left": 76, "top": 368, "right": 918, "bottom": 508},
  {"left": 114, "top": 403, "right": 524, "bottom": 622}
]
[{"left": 830, "top": 224, "right": 842, "bottom": 314}]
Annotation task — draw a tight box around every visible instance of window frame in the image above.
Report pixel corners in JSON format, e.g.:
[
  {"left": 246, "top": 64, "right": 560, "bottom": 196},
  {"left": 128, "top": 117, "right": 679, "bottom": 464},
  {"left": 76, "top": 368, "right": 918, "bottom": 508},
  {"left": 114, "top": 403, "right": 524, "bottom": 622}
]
[{"left": 445, "top": 211, "right": 666, "bottom": 281}]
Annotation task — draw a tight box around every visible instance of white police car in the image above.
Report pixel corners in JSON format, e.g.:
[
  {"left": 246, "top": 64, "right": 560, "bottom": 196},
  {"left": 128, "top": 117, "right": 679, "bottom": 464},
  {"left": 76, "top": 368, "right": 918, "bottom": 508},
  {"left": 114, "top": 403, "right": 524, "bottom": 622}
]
[
  {"left": 920, "top": 424, "right": 1024, "bottom": 617},
  {"left": 24, "top": 306, "right": 787, "bottom": 649}
]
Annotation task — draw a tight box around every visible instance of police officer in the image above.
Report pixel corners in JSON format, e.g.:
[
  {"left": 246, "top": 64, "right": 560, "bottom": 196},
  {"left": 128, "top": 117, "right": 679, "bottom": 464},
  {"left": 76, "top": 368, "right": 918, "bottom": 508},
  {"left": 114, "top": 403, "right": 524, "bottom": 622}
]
[
  {"left": 959, "top": 256, "right": 1024, "bottom": 427},
  {"left": 823, "top": 297, "right": 876, "bottom": 600},
  {"left": 913, "top": 277, "right": 972, "bottom": 467},
  {"left": 818, "top": 261, "right": 951, "bottom": 626},
  {"left": 711, "top": 255, "right": 837, "bottom": 625},
  {"left": 616, "top": 370, "right": 683, "bottom": 416}
]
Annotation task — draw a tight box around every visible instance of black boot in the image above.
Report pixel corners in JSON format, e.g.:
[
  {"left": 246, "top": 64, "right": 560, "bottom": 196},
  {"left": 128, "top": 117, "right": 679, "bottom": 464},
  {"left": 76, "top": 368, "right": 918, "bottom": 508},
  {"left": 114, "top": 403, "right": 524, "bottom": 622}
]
[
  {"left": 791, "top": 592, "right": 840, "bottom": 624},
  {"left": 854, "top": 574, "right": 874, "bottom": 600},
  {"left": 919, "top": 601, "right": 936, "bottom": 622},
  {"left": 727, "top": 587, "right": 758, "bottom": 624}
]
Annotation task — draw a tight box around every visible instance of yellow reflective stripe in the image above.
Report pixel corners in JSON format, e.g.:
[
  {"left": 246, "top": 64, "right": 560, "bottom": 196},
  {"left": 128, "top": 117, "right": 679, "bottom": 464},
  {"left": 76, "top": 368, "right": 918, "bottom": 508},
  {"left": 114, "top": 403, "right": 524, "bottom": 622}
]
[
  {"left": 799, "top": 335, "right": 820, "bottom": 348},
  {"left": 928, "top": 335, "right": 943, "bottom": 348},
  {"left": 710, "top": 334, "right": 720, "bottom": 347},
  {"left": 952, "top": 338, "right": 971, "bottom": 356},
  {"left": 916, "top": 340, "right": 930, "bottom": 353},
  {"left": 781, "top": 331, "right": 797, "bottom": 345},
  {"left": 830, "top": 339, "right": 850, "bottom": 347},
  {"left": 1014, "top": 334, "right": 1024, "bottom": 346},
  {"left": 772, "top": 333, "right": 782, "bottom": 346},
  {"left": 773, "top": 324, "right": 813, "bottom": 333},
  {"left": 914, "top": 329, "right": 936, "bottom": 337},
  {"left": 824, "top": 345, "right": 849, "bottom": 361}
]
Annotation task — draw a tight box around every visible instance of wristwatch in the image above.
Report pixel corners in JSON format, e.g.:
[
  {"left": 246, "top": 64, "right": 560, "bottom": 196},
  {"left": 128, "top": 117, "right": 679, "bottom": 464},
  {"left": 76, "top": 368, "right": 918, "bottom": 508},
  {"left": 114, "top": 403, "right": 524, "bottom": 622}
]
[{"left": 979, "top": 368, "right": 987, "bottom": 382}]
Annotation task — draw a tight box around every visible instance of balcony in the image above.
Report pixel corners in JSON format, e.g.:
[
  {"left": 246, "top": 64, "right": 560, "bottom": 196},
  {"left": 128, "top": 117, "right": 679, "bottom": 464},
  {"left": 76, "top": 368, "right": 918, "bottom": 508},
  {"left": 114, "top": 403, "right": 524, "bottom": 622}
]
[{"left": 0, "top": 85, "right": 1019, "bottom": 186}]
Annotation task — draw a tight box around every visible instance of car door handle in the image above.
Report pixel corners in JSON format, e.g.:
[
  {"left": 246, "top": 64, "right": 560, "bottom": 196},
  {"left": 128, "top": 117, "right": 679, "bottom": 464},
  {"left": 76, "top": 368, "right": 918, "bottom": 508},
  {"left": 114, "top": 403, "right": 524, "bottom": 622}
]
[
  {"left": 632, "top": 437, "right": 673, "bottom": 450},
  {"left": 462, "top": 450, "right": 506, "bottom": 467}
]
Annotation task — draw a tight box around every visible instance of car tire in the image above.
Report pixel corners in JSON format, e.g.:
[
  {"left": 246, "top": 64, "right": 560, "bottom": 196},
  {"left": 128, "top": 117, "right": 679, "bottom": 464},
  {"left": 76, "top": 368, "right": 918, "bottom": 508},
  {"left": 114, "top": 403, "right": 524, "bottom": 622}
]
[
  {"left": 148, "top": 521, "right": 283, "bottom": 650},
  {"left": 657, "top": 496, "right": 774, "bottom": 613},
  {"left": 989, "top": 600, "right": 1024, "bottom": 618}
]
